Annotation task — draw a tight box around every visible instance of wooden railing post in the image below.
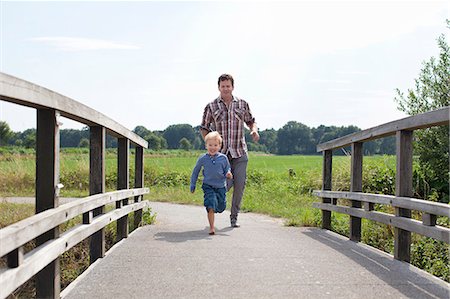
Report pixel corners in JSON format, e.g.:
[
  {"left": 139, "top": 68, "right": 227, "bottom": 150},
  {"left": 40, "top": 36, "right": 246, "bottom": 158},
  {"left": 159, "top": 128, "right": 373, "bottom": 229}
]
[
  {"left": 322, "top": 150, "right": 332, "bottom": 230},
  {"left": 117, "top": 138, "right": 130, "bottom": 241},
  {"left": 350, "top": 142, "right": 363, "bottom": 242},
  {"left": 394, "top": 130, "right": 413, "bottom": 262},
  {"left": 134, "top": 146, "right": 144, "bottom": 230},
  {"left": 35, "top": 109, "right": 60, "bottom": 299},
  {"left": 88, "top": 126, "right": 106, "bottom": 263}
]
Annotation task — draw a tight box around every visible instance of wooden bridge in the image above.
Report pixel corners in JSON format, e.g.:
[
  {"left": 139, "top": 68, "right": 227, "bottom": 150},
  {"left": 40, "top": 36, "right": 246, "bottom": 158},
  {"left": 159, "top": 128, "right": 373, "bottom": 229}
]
[{"left": 0, "top": 73, "right": 449, "bottom": 298}]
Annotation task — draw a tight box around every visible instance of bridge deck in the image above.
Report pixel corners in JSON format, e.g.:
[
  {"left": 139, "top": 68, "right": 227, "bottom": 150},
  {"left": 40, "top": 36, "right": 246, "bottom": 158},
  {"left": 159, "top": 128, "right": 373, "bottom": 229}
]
[{"left": 63, "top": 202, "right": 449, "bottom": 299}]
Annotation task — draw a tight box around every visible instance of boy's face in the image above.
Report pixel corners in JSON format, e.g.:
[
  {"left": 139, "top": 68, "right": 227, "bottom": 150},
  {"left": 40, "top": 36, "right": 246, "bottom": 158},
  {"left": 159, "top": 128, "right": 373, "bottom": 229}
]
[{"left": 206, "top": 138, "right": 221, "bottom": 155}]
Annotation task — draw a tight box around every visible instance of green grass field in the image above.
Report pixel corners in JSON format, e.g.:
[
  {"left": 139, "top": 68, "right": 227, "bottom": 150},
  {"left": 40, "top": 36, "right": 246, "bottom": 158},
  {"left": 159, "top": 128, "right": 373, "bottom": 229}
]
[{"left": 0, "top": 149, "right": 447, "bottom": 282}]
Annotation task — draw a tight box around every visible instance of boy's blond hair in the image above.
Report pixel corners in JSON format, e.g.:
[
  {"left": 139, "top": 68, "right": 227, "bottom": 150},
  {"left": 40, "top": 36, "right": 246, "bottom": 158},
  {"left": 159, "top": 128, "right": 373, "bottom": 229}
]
[{"left": 205, "top": 131, "right": 222, "bottom": 144}]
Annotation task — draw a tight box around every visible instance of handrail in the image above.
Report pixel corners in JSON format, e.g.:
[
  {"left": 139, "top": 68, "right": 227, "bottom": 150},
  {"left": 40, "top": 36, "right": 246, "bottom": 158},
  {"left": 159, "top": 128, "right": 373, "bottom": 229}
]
[
  {"left": 0, "top": 198, "right": 149, "bottom": 299},
  {"left": 0, "top": 188, "right": 149, "bottom": 257},
  {"left": 313, "top": 191, "right": 450, "bottom": 217},
  {"left": 0, "top": 72, "right": 148, "bottom": 148},
  {"left": 0, "top": 73, "right": 149, "bottom": 298},
  {"left": 316, "top": 106, "right": 449, "bottom": 151},
  {"left": 312, "top": 191, "right": 450, "bottom": 244},
  {"left": 313, "top": 107, "right": 450, "bottom": 263}
]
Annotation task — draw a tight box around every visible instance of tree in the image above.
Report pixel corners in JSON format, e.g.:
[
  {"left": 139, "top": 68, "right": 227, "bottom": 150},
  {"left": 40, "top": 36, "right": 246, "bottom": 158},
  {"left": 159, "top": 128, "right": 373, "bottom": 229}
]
[
  {"left": 277, "top": 121, "right": 314, "bottom": 155},
  {"left": 163, "top": 124, "right": 195, "bottom": 149},
  {"left": 78, "top": 138, "right": 89, "bottom": 147},
  {"left": 394, "top": 20, "right": 449, "bottom": 203},
  {"left": 0, "top": 121, "right": 13, "bottom": 146},
  {"left": 179, "top": 137, "right": 192, "bottom": 151}
]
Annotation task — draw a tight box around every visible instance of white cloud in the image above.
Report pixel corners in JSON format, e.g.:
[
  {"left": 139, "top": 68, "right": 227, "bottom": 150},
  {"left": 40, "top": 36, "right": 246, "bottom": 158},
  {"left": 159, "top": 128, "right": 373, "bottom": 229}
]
[{"left": 29, "top": 37, "right": 140, "bottom": 51}]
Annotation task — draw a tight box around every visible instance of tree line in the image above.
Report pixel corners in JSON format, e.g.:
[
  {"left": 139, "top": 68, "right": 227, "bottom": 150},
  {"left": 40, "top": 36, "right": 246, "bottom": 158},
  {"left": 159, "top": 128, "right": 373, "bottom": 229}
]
[{"left": 0, "top": 120, "right": 396, "bottom": 156}]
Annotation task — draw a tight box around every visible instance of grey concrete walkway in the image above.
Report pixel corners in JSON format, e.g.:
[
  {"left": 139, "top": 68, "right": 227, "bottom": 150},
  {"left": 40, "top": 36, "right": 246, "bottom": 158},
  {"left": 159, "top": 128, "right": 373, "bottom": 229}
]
[{"left": 62, "top": 201, "right": 448, "bottom": 299}]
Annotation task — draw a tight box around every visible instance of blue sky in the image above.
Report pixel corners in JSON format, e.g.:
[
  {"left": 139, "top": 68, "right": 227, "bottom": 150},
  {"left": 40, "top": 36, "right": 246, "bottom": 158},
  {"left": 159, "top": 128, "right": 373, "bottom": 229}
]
[{"left": 1, "top": 0, "right": 448, "bottom": 132}]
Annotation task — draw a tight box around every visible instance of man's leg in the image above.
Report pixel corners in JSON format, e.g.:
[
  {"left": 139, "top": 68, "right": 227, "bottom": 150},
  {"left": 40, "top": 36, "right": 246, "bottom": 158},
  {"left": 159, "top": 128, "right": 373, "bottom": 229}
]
[{"left": 229, "top": 154, "right": 248, "bottom": 226}]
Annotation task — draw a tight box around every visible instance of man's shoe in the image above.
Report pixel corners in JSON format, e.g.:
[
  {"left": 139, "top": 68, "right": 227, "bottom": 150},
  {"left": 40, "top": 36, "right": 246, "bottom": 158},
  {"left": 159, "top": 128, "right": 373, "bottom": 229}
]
[{"left": 231, "top": 219, "right": 240, "bottom": 228}]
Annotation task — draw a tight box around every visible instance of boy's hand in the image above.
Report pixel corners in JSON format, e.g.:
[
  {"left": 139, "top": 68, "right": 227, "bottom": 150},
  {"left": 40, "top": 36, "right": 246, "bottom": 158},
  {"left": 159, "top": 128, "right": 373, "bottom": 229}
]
[{"left": 226, "top": 171, "right": 233, "bottom": 179}]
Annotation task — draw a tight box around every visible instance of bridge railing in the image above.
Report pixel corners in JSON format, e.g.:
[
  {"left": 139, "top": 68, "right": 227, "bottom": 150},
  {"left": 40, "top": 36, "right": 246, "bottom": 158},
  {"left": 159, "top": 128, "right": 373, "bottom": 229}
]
[
  {"left": 312, "top": 106, "right": 449, "bottom": 263},
  {"left": 0, "top": 72, "right": 150, "bottom": 299}
]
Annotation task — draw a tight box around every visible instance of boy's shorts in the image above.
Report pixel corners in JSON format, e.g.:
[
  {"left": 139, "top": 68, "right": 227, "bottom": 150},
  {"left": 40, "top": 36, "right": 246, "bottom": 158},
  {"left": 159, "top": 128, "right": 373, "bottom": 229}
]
[{"left": 202, "top": 184, "right": 226, "bottom": 213}]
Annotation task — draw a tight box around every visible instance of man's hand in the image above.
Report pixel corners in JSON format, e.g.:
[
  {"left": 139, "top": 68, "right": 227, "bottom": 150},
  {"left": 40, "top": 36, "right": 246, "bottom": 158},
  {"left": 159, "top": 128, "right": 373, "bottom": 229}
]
[
  {"left": 226, "top": 171, "right": 233, "bottom": 179},
  {"left": 250, "top": 130, "right": 260, "bottom": 142}
]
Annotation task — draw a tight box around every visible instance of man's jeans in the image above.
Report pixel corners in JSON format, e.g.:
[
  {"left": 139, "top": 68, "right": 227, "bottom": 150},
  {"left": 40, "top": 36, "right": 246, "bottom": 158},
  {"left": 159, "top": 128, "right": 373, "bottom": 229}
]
[{"left": 226, "top": 153, "right": 248, "bottom": 220}]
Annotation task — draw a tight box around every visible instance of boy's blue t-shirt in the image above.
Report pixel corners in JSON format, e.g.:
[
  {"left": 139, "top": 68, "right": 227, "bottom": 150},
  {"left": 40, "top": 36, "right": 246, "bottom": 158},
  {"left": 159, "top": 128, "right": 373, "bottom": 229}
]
[{"left": 190, "top": 152, "right": 231, "bottom": 192}]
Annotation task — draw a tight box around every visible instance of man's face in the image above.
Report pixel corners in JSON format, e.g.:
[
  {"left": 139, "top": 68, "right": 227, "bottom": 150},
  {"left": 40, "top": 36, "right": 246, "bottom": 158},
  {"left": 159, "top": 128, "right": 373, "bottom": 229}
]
[
  {"left": 218, "top": 79, "right": 234, "bottom": 98},
  {"left": 206, "top": 139, "right": 221, "bottom": 155}
]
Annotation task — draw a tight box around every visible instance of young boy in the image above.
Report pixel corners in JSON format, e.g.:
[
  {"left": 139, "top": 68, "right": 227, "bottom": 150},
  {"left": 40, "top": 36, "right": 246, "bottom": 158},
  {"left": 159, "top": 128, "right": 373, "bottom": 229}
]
[{"left": 190, "top": 131, "right": 232, "bottom": 235}]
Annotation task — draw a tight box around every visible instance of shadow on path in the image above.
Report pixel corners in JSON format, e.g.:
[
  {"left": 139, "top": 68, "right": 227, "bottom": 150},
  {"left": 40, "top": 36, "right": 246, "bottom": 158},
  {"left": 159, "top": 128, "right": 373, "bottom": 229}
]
[
  {"left": 154, "top": 226, "right": 234, "bottom": 243},
  {"left": 303, "top": 229, "right": 449, "bottom": 299}
]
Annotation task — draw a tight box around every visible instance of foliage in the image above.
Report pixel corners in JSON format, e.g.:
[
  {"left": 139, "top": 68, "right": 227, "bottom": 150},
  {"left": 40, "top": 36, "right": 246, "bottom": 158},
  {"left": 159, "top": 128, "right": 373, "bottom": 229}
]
[
  {"left": 179, "top": 137, "right": 192, "bottom": 150},
  {"left": 162, "top": 124, "right": 195, "bottom": 149},
  {"left": 394, "top": 20, "right": 450, "bottom": 203},
  {"left": 277, "top": 121, "right": 315, "bottom": 155},
  {"left": 0, "top": 121, "right": 13, "bottom": 146},
  {"left": 142, "top": 207, "right": 157, "bottom": 225}
]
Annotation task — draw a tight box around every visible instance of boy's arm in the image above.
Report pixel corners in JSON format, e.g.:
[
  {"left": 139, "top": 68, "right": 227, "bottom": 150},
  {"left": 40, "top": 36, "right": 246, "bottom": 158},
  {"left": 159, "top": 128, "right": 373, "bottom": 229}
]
[
  {"left": 224, "top": 156, "right": 233, "bottom": 179},
  {"left": 190, "top": 157, "right": 202, "bottom": 192}
]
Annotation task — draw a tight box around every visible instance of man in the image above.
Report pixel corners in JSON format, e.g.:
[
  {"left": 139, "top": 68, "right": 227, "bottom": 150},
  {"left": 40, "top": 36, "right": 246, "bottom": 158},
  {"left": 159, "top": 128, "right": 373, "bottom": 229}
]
[{"left": 200, "top": 74, "right": 259, "bottom": 227}]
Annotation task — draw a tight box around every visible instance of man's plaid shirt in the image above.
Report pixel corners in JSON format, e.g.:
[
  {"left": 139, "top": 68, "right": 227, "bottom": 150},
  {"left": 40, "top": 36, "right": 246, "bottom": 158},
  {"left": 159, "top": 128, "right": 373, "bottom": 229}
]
[{"left": 201, "top": 96, "right": 256, "bottom": 158}]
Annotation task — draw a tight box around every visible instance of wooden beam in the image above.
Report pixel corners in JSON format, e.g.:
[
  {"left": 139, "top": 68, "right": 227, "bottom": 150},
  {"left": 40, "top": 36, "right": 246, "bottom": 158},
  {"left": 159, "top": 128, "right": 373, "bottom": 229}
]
[
  {"left": 322, "top": 150, "right": 332, "bottom": 230},
  {"left": 0, "top": 188, "right": 149, "bottom": 257},
  {"left": 316, "top": 107, "right": 449, "bottom": 151},
  {"left": 89, "top": 126, "right": 106, "bottom": 263},
  {"left": 134, "top": 146, "right": 144, "bottom": 230},
  {"left": 35, "top": 108, "right": 60, "bottom": 299},
  {"left": 312, "top": 190, "right": 450, "bottom": 217},
  {"left": 117, "top": 138, "right": 130, "bottom": 241},
  {"left": 394, "top": 130, "right": 413, "bottom": 262},
  {"left": 350, "top": 142, "right": 362, "bottom": 242},
  {"left": 0, "top": 72, "right": 148, "bottom": 148}
]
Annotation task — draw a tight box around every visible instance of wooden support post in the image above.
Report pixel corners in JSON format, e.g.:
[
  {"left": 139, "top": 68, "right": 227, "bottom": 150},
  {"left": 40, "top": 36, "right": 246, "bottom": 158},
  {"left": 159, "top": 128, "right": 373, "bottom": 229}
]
[
  {"left": 394, "top": 130, "right": 413, "bottom": 262},
  {"left": 322, "top": 150, "right": 332, "bottom": 230},
  {"left": 117, "top": 138, "right": 130, "bottom": 241},
  {"left": 422, "top": 213, "right": 437, "bottom": 226},
  {"left": 350, "top": 142, "right": 363, "bottom": 242},
  {"left": 7, "top": 247, "right": 24, "bottom": 268},
  {"left": 89, "top": 126, "right": 106, "bottom": 264},
  {"left": 134, "top": 146, "right": 144, "bottom": 230},
  {"left": 35, "top": 109, "right": 60, "bottom": 299}
]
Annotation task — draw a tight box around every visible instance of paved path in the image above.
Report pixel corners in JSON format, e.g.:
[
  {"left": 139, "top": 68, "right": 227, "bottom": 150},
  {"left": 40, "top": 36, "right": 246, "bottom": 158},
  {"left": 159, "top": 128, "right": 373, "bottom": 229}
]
[{"left": 58, "top": 201, "right": 448, "bottom": 298}]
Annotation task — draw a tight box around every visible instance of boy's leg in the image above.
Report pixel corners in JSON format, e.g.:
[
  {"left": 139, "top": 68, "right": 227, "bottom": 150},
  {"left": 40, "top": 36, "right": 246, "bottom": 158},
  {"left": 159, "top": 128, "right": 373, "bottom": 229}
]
[
  {"left": 202, "top": 184, "right": 217, "bottom": 212},
  {"left": 207, "top": 208, "right": 215, "bottom": 235},
  {"left": 215, "top": 187, "right": 227, "bottom": 213}
]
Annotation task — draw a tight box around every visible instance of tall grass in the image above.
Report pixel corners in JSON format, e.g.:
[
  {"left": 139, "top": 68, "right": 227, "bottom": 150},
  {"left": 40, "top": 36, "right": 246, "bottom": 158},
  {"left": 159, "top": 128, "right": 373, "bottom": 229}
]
[{"left": 0, "top": 149, "right": 448, "bottom": 282}]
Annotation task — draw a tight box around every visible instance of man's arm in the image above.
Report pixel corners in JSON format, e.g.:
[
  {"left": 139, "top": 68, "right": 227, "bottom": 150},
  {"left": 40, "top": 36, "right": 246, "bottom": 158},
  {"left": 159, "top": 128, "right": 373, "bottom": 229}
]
[
  {"left": 249, "top": 123, "right": 260, "bottom": 142},
  {"left": 200, "top": 128, "right": 209, "bottom": 140}
]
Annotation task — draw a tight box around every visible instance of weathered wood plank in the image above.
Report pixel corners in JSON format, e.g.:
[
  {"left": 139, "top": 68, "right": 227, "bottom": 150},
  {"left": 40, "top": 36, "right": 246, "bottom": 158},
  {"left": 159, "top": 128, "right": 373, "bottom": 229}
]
[
  {"left": 350, "top": 142, "right": 363, "bottom": 242},
  {"left": 89, "top": 126, "right": 106, "bottom": 263},
  {"left": 0, "top": 188, "right": 149, "bottom": 257},
  {"left": 394, "top": 130, "right": 413, "bottom": 262},
  {"left": 316, "top": 107, "right": 449, "bottom": 151},
  {"left": 0, "top": 201, "right": 149, "bottom": 299},
  {"left": 134, "top": 146, "right": 144, "bottom": 230},
  {"left": 312, "top": 191, "right": 450, "bottom": 217},
  {"left": 0, "top": 72, "right": 147, "bottom": 148},
  {"left": 312, "top": 203, "right": 450, "bottom": 243},
  {"left": 322, "top": 150, "right": 332, "bottom": 230},
  {"left": 35, "top": 108, "right": 60, "bottom": 299},
  {"left": 117, "top": 138, "right": 130, "bottom": 241}
]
